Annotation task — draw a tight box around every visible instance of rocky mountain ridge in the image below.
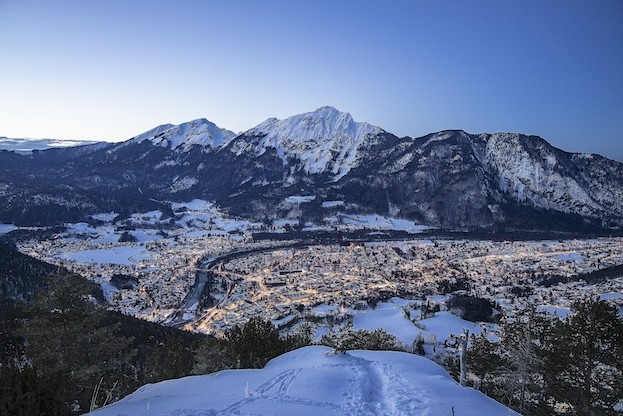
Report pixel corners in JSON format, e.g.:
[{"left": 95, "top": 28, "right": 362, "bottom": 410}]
[{"left": 1, "top": 107, "right": 622, "bottom": 231}]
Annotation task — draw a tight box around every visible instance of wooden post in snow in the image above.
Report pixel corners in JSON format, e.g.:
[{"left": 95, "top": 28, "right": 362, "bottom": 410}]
[{"left": 458, "top": 328, "right": 469, "bottom": 386}]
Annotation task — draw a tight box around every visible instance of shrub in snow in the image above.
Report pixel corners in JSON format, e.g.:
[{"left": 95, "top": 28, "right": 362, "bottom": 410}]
[{"left": 321, "top": 322, "right": 403, "bottom": 353}]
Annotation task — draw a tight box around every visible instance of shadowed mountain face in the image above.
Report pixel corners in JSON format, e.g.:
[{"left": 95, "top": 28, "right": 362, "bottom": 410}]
[{"left": 1, "top": 107, "right": 622, "bottom": 231}]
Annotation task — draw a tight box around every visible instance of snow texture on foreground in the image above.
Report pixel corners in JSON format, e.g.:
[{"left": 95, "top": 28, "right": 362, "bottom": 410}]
[{"left": 89, "top": 346, "right": 516, "bottom": 416}]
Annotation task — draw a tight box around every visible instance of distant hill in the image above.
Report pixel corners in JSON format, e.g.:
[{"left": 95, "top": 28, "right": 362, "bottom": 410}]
[{"left": 0, "top": 136, "right": 105, "bottom": 154}]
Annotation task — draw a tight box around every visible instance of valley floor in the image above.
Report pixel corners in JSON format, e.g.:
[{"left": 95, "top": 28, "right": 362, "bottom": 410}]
[{"left": 9, "top": 201, "right": 623, "bottom": 352}]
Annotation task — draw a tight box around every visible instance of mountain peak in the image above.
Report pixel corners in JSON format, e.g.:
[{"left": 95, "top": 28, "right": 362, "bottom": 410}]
[
  {"left": 315, "top": 105, "right": 339, "bottom": 111},
  {"left": 244, "top": 107, "right": 385, "bottom": 179},
  {"left": 306, "top": 105, "right": 354, "bottom": 123},
  {"left": 127, "top": 123, "right": 176, "bottom": 144},
  {"left": 127, "top": 119, "right": 235, "bottom": 152},
  {"left": 248, "top": 106, "right": 380, "bottom": 138},
  {"left": 312, "top": 105, "right": 345, "bottom": 116}
]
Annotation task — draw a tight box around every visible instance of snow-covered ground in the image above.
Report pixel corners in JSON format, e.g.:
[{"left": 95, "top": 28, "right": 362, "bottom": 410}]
[
  {"left": 58, "top": 200, "right": 260, "bottom": 246},
  {"left": 321, "top": 200, "right": 345, "bottom": 208},
  {"left": 537, "top": 305, "right": 571, "bottom": 318},
  {"left": 600, "top": 292, "right": 623, "bottom": 300},
  {"left": 285, "top": 195, "right": 316, "bottom": 203},
  {"left": 314, "top": 298, "right": 494, "bottom": 347},
  {"left": 351, "top": 301, "right": 422, "bottom": 345},
  {"left": 0, "top": 224, "right": 17, "bottom": 234},
  {"left": 329, "top": 214, "right": 431, "bottom": 233},
  {"left": 59, "top": 201, "right": 433, "bottom": 244},
  {"left": 58, "top": 245, "right": 151, "bottom": 265},
  {"left": 173, "top": 199, "right": 260, "bottom": 234},
  {"left": 310, "top": 303, "right": 343, "bottom": 318},
  {"left": 91, "top": 212, "right": 119, "bottom": 222},
  {"left": 550, "top": 252, "right": 584, "bottom": 262},
  {"left": 88, "top": 346, "right": 516, "bottom": 416}
]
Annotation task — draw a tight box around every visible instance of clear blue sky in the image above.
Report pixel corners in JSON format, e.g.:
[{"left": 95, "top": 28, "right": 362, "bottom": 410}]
[{"left": 1, "top": 0, "right": 622, "bottom": 160}]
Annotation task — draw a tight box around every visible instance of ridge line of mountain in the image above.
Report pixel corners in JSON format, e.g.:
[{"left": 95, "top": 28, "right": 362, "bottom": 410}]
[{"left": 1, "top": 106, "right": 622, "bottom": 231}]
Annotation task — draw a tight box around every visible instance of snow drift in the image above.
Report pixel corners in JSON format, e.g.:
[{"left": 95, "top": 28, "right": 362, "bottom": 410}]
[{"left": 89, "top": 346, "right": 516, "bottom": 416}]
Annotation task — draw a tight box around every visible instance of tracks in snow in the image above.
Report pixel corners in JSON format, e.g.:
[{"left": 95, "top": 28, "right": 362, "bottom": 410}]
[{"left": 219, "top": 354, "right": 427, "bottom": 416}]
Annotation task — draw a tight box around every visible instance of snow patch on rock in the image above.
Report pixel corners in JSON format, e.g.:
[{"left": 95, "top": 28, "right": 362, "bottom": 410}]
[{"left": 169, "top": 177, "right": 198, "bottom": 192}]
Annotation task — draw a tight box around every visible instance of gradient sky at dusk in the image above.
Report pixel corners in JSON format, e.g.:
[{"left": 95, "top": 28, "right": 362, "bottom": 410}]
[{"left": 1, "top": 0, "right": 622, "bottom": 160}]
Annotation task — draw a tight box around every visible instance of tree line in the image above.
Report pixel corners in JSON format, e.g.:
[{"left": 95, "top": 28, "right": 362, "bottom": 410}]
[
  {"left": 467, "top": 299, "right": 623, "bottom": 415},
  {"left": 0, "top": 271, "right": 311, "bottom": 415}
]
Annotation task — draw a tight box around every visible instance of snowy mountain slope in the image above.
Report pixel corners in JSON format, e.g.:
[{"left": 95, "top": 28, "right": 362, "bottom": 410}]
[
  {"left": 235, "top": 106, "right": 386, "bottom": 180},
  {"left": 470, "top": 132, "right": 623, "bottom": 218},
  {"left": 334, "top": 130, "right": 506, "bottom": 228},
  {"left": 333, "top": 129, "right": 623, "bottom": 229},
  {"left": 124, "top": 123, "right": 175, "bottom": 146},
  {"left": 88, "top": 346, "right": 516, "bottom": 416},
  {"left": 125, "top": 119, "right": 236, "bottom": 152},
  {"left": 569, "top": 152, "right": 623, "bottom": 223}
]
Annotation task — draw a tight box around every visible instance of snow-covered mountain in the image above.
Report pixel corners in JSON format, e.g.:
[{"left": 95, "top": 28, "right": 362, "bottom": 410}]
[
  {"left": 125, "top": 118, "right": 236, "bottom": 152},
  {"left": 1, "top": 107, "right": 622, "bottom": 231},
  {"left": 88, "top": 346, "right": 517, "bottom": 416},
  {"left": 470, "top": 132, "right": 623, "bottom": 219},
  {"left": 236, "top": 106, "right": 385, "bottom": 180}
]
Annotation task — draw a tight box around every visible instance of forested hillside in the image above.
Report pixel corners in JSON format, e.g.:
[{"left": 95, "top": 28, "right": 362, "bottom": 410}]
[{"left": 0, "top": 237, "right": 59, "bottom": 303}]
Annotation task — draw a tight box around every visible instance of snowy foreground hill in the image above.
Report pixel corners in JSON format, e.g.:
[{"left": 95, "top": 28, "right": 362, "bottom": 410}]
[{"left": 89, "top": 346, "right": 516, "bottom": 416}]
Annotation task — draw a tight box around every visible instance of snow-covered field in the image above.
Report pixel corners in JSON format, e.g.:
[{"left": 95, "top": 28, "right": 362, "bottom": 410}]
[
  {"left": 88, "top": 346, "right": 516, "bottom": 416},
  {"left": 57, "top": 200, "right": 434, "bottom": 246},
  {"left": 551, "top": 252, "right": 584, "bottom": 262},
  {"left": 321, "top": 200, "right": 345, "bottom": 208},
  {"left": 330, "top": 214, "right": 431, "bottom": 233},
  {"left": 58, "top": 245, "right": 151, "bottom": 265},
  {"left": 285, "top": 195, "right": 316, "bottom": 203},
  {"left": 60, "top": 200, "right": 260, "bottom": 246},
  {"left": 351, "top": 301, "right": 422, "bottom": 345},
  {"left": 173, "top": 199, "right": 260, "bottom": 234},
  {"left": 313, "top": 298, "right": 495, "bottom": 347},
  {"left": 91, "top": 212, "right": 119, "bottom": 222}
]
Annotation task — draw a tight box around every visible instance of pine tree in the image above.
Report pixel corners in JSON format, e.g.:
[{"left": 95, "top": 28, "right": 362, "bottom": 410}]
[
  {"left": 321, "top": 323, "right": 402, "bottom": 352},
  {"left": 225, "top": 317, "right": 284, "bottom": 368},
  {"left": 467, "top": 329, "right": 504, "bottom": 394},
  {"left": 192, "top": 338, "right": 234, "bottom": 375},
  {"left": 15, "top": 273, "right": 136, "bottom": 412},
  {"left": 544, "top": 298, "right": 623, "bottom": 415},
  {"left": 499, "top": 306, "right": 549, "bottom": 414},
  {"left": 320, "top": 321, "right": 355, "bottom": 353},
  {"left": 142, "top": 338, "right": 194, "bottom": 383},
  {"left": 0, "top": 365, "right": 67, "bottom": 416}
]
